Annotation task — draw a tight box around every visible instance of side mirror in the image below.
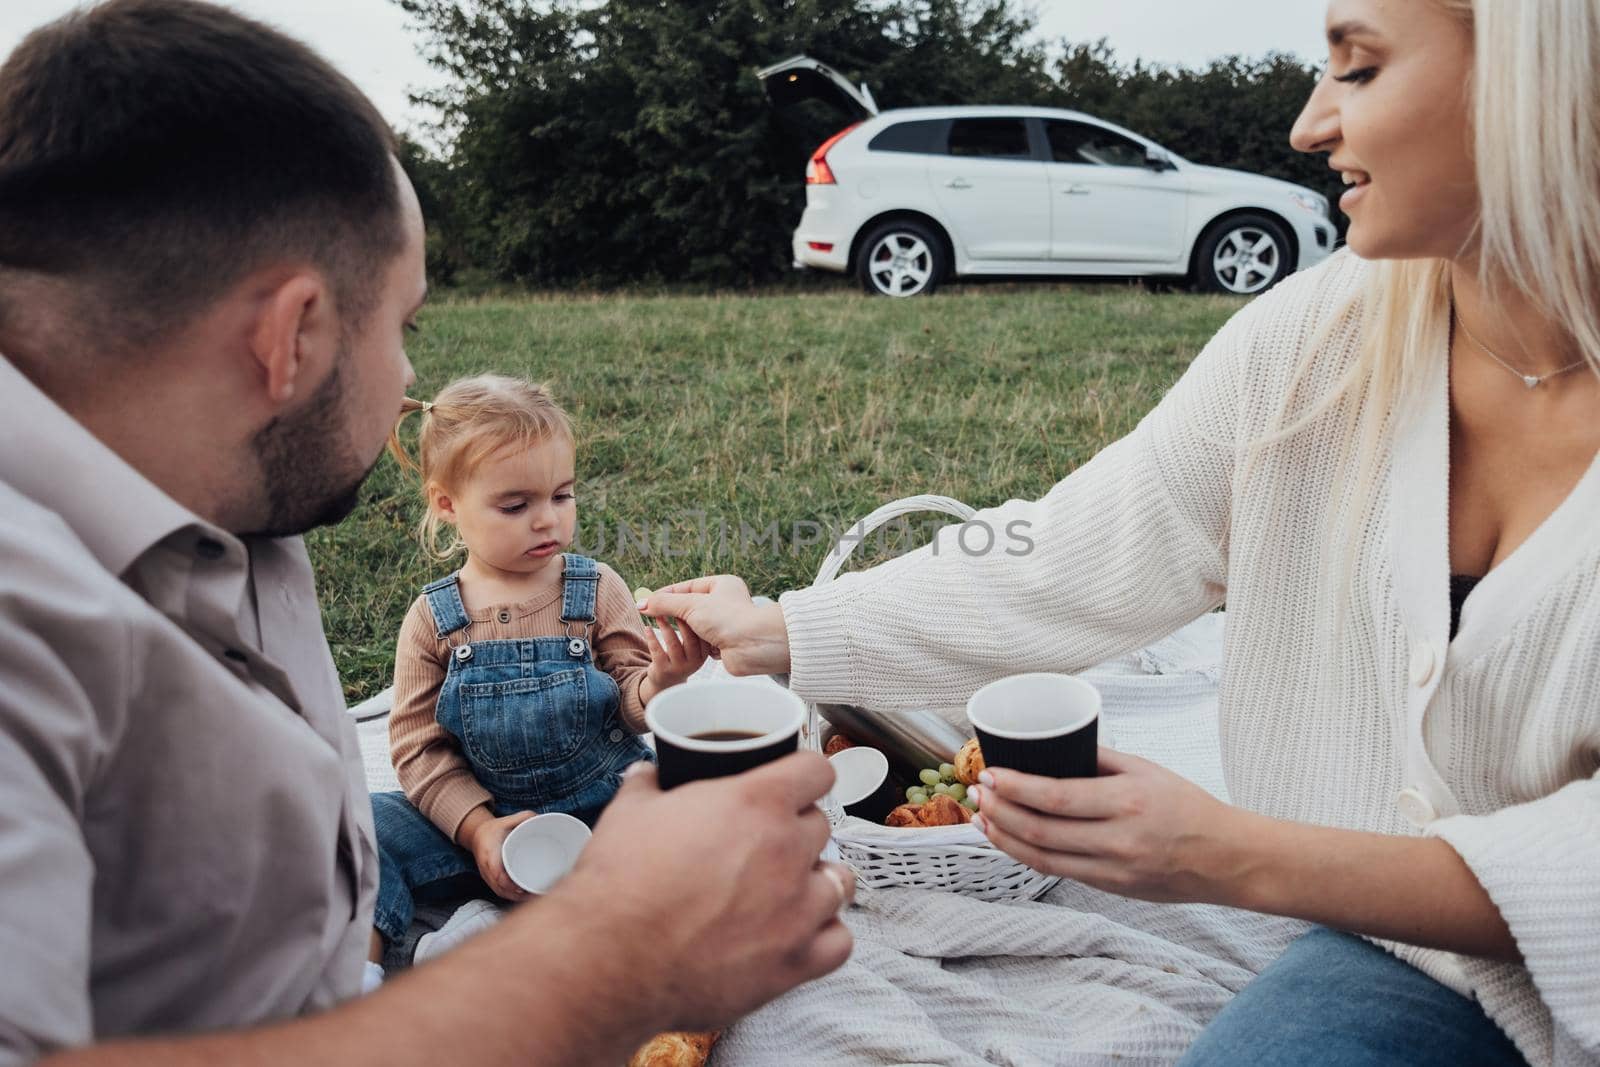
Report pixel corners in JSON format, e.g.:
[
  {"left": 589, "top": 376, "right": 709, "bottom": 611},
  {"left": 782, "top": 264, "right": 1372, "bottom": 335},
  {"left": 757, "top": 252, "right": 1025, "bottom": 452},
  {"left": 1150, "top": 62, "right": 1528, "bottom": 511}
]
[{"left": 1144, "top": 148, "right": 1174, "bottom": 172}]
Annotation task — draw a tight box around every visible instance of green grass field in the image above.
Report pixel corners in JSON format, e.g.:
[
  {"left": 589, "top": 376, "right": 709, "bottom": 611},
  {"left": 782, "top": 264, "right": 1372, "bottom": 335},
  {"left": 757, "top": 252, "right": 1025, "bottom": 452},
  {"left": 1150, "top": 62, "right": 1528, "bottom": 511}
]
[{"left": 308, "top": 281, "right": 1247, "bottom": 699}]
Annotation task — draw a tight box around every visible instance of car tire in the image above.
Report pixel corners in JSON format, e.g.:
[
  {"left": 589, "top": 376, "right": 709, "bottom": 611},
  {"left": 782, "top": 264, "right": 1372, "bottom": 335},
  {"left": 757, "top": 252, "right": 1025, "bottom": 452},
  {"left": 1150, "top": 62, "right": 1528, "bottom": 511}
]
[
  {"left": 1193, "top": 214, "right": 1293, "bottom": 296},
  {"left": 855, "top": 220, "right": 947, "bottom": 297}
]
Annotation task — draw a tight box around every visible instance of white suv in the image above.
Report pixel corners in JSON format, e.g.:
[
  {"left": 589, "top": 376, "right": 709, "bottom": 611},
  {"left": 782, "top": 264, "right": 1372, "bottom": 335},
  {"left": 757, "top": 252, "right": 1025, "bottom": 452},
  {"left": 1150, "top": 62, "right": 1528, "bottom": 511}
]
[{"left": 761, "top": 56, "right": 1337, "bottom": 297}]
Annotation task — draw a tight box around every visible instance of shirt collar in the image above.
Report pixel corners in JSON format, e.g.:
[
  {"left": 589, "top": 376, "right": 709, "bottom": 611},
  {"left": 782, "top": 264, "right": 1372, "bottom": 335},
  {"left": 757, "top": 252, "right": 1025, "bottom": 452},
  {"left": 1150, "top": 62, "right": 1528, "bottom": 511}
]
[{"left": 0, "top": 352, "right": 233, "bottom": 577}]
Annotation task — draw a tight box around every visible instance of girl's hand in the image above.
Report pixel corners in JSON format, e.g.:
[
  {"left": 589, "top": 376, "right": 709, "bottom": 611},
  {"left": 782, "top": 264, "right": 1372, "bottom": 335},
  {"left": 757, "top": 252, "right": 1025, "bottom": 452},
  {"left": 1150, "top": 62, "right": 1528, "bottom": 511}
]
[
  {"left": 645, "top": 616, "right": 709, "bottom": 691},
  {"left": 970, "top": 747, "right": 1252, "bottom": 905},
  {"left": 640, "top": 576, "right": 792, "bottom": 677},
  {"left": 463, "top": 809, "right": 539, "bottom": 902}
]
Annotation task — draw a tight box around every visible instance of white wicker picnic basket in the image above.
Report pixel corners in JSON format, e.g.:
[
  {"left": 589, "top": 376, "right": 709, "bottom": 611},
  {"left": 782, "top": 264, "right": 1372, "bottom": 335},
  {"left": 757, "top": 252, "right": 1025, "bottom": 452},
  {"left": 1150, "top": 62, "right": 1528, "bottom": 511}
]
[{"left": 804, "top": 494, "right": 1060, "bottom": 903}]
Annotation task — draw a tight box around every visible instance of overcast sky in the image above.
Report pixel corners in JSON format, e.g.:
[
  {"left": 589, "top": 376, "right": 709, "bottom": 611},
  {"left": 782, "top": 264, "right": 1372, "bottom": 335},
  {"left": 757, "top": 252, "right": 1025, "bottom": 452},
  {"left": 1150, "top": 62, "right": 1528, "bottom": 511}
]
[{"left": 1, "top": 1, "right": 1332, "bottom": 137}]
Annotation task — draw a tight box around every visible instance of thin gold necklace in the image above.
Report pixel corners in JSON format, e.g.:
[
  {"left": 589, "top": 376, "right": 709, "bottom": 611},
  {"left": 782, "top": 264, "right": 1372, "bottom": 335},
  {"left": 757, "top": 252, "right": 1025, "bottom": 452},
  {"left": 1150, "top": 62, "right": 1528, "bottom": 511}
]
[{"left": 1452, "top": 300, "right": 1589, "bottom": 389}]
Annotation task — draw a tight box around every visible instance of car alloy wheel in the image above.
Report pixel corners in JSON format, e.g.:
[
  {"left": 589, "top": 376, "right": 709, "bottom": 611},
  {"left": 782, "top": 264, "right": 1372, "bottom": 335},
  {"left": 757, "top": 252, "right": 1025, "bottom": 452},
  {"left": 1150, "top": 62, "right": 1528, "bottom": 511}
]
[
  {"left": 1209, "top": 225, "right": 1282, "bottom": 295},
  {"left": 866, "top": 232, "right": 934, "bottom": 296}
]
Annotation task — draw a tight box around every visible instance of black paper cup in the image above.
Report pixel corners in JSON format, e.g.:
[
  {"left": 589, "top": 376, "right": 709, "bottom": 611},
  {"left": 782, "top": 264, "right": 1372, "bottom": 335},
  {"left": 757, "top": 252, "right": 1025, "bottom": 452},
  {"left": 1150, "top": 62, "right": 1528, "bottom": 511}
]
[
  {"left": 646, "top": 681, "right": 807, "bottom": 790},
  {"left": 828, "top": 746, "right": 898, "bottom": 824},
  {"left": 966, "top": 673, "right": 1102, "bottom": 779}
]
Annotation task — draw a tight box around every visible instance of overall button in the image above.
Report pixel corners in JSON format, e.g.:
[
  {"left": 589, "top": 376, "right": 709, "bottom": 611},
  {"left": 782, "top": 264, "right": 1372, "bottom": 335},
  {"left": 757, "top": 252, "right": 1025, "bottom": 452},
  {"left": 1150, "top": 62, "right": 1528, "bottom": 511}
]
[
  {"left": 609, "top": 728, "right": 625, "bottom": 743},
  {"left": 567, "top": 638, "right": 587, "bottom": 657},
  {"left": 454, "top": 644, "right": 474, "bottom": 662},
  {"left": 1409, "top": 643, "right": 1438, "bottom": 687},
  {"left": 1396, "top": 787, "right": 1437, "bottom": 827}
]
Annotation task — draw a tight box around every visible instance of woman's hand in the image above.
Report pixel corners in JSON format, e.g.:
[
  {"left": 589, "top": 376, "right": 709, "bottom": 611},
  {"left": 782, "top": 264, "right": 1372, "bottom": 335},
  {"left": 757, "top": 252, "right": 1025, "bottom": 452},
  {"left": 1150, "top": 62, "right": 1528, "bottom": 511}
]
[
  {"left": 970, "top": 747, "right": 1251, "bottom": 905},
  {"left": 975, "top": 749, "right": 1524, "bottom": 961},
  {"left": 458, "top": 807, "right": 538, "bottom": 902},
  {"left": 640, "top": 575, "right": 792, "bottom": 677}
]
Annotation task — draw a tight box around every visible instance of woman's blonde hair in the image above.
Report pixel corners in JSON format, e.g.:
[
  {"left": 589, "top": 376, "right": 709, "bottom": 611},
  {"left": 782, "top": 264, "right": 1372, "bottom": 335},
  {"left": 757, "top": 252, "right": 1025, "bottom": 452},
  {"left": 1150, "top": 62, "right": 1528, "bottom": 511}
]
[
  {"left": 388, "top": 374, "right": 575, "bottom": 560},
  {"left": 1249, "top": 0, "right": 1600, "bottom": 639}
]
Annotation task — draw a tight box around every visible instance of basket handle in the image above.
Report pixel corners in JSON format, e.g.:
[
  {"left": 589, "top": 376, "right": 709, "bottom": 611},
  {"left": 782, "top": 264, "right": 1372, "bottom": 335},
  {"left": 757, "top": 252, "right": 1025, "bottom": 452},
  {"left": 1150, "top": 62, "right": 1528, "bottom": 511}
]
[
  {"left": 805, "top": 494, "right": 976, "bottom": 826},
  {"left": 810, "top": 494, "right": 977, "bottom": 588}
]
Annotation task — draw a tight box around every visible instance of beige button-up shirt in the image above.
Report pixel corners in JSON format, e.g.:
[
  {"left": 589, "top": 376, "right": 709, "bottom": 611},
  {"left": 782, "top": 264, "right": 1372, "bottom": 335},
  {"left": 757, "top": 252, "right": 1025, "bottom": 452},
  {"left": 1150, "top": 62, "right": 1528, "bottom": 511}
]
[{"left": 0, "top": 355, "right": 377, "bottom": 1062}]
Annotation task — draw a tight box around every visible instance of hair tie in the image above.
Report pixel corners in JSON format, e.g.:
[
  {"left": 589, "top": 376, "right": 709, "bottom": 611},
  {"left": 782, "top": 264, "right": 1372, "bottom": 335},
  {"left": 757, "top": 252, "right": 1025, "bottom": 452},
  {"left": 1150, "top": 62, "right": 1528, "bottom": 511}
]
[{"left": 421, "top": 401, "right": 434, "bottom": 414}]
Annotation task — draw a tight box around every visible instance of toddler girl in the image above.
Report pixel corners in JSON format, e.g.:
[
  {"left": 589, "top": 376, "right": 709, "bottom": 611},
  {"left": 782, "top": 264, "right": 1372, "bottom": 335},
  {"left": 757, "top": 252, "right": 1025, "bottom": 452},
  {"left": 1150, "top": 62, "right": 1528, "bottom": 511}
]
[{"left": 368, "top": 374, "right": 705, "bottom": 972}]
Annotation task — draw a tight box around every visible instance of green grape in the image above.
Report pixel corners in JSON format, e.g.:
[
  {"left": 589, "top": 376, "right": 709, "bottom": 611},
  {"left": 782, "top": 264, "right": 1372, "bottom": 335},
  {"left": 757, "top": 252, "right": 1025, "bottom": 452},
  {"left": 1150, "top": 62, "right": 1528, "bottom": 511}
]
[
  {"left": 918, "top": 768, "right": 942, "bottom": 787},
  {"left": 960, "top": 797, "right": 979, "bottom": 812},
  {"left": 905, "top": 785, "right": 924, "bottom": 802},
  {"left": 938, "top": 763, "right": 957, "bottom": 781},
  {"left": 947, "top": 783, "right": 967, "bottom": 802},
  {"left": 908, "top": 790, "right": 929, "bottom": 805},
  {"left": 932, "top": 782, "right": 953, "bottom": 796}
]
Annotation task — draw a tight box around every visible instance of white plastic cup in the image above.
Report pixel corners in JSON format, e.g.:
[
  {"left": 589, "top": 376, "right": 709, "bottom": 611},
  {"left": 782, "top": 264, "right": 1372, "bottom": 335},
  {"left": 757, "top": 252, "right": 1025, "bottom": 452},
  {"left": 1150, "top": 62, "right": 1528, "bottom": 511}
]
[
  {"left": 500, "top": 812, "right": 592, "bottom": 894},
  {"left": 827, "top": 746, "right": 898, "bottom": 823}
]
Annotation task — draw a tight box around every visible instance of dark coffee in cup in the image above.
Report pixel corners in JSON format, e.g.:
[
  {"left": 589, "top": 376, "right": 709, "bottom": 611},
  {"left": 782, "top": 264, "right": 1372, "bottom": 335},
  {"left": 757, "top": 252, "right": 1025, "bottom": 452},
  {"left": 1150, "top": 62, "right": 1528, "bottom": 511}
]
[
  {"left": 966, "top": 673, "right": 1102, "bottom": 779},
  {"left": 690, "top": 730, "right": 764, "bottom": 743},
  {"left": 646, "top": 681, "right": 807, "bottom": 790}
]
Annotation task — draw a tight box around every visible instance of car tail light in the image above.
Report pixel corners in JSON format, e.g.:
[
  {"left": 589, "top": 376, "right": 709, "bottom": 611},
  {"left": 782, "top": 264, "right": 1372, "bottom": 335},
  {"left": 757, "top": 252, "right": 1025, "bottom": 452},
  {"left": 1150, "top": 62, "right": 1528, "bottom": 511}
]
[
  {"left": 807, "top": 241, "right": 834, "bottom": 252},
  {"left": 806, "top": 123, "right": 859, "bottom": 185}
]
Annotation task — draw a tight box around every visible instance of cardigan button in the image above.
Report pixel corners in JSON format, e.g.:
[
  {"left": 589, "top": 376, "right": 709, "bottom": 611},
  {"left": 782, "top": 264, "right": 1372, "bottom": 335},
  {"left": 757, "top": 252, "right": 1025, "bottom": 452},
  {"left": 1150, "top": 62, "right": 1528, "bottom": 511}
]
[
  {"left": 1408, "top": 643, "right": 1438, "bottom": 687},
  {"left": 609, "top": 728, "right": 625, "bottom": 743},
  {"left": 1396, "top": 787, "right": 1437, "bottom": 827}
]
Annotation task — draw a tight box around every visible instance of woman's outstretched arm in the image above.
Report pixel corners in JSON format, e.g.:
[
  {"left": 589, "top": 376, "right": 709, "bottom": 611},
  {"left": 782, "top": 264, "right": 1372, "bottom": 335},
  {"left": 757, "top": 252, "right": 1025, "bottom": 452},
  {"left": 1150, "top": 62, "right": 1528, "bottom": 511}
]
[{"left": 642, "top": 273, "right": 1300, "bottom": 706}]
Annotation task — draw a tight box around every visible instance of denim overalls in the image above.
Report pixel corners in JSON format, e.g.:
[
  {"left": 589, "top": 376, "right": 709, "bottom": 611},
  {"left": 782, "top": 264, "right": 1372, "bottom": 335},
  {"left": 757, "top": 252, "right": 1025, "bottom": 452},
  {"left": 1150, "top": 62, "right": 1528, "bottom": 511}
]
[{"left": 371, "top": 555, "right": 653, "bottom": 944}]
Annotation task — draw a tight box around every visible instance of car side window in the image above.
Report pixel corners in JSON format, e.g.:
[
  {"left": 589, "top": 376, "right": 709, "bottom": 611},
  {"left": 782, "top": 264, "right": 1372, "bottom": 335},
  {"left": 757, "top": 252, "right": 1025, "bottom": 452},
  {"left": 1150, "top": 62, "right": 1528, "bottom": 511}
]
[
  {"left": 946, "top": 118, "right": 1032, "bottom": 160},
  {"left": 1045, "top": 121, "right": 1147, "bottom": 167},
  {"left": 867, "top": 119, "right": 947, "bottom": 155}
]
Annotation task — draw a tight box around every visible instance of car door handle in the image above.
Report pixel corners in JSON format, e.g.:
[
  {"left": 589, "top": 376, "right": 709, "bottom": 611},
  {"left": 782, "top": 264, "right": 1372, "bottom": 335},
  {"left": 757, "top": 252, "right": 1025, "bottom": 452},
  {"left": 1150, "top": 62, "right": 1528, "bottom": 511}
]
[
  {"left": 945, "top": 178, "right": 972, "bottom": 190},
  {"left": 1062, "top": 184, "right": 1091, "bottom": 195}
]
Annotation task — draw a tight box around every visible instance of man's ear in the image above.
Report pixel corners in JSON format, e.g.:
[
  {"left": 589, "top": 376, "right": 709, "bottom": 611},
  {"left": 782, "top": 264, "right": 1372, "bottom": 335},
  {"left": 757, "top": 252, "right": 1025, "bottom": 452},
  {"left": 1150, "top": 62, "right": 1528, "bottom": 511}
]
[{"left": 249, "top": 272, "right": 330, "bottom": 406}]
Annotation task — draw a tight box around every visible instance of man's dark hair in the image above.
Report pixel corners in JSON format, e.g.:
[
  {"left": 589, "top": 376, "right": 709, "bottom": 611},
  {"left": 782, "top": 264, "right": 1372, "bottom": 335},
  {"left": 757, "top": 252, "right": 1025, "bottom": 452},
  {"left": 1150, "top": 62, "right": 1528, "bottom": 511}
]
[{"left": 0, "top": 0, "right": 403, "bottom": 347}]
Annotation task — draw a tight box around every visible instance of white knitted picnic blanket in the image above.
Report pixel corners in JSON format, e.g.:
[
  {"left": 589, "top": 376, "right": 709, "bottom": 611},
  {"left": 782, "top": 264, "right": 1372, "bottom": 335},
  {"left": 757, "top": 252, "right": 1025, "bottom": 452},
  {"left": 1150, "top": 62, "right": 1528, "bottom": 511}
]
[
  {"left": 354, "top": 613, "right": 1303, "bottom": 1064},
  {"left": 715, "top": 612, "right": 1308, "bottom": 1066}
]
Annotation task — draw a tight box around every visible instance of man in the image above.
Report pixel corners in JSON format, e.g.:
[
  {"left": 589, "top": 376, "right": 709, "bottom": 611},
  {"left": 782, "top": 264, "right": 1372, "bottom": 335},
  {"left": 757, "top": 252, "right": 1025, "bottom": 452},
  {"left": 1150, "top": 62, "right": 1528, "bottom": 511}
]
[{"left": 0, "top": 2, "right": 852, "bottom": 1063}]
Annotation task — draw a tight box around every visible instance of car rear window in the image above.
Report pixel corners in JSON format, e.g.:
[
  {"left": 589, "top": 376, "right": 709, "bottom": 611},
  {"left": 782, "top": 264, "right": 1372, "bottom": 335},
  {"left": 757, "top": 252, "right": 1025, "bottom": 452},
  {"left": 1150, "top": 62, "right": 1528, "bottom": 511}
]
[
  {"left": 947, "top": 118, "right": 1032, "bottom": 159},
  {"left": 867, "top": 119, "right": 947, "bottom": 155}
]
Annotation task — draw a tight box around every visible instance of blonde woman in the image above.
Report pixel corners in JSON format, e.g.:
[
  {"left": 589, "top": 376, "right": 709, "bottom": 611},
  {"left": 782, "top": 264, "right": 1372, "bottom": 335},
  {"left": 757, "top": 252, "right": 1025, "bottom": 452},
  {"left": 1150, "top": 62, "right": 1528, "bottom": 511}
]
[{"left": 643, "top": 0, "right": 1597, "bottom": 1062}]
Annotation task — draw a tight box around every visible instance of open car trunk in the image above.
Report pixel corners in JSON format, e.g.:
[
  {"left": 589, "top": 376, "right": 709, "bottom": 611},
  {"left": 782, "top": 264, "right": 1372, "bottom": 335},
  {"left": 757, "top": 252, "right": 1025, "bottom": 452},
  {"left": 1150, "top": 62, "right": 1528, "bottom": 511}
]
[{"left": 757, "top": 55, "right": 878, "bottom": 120}]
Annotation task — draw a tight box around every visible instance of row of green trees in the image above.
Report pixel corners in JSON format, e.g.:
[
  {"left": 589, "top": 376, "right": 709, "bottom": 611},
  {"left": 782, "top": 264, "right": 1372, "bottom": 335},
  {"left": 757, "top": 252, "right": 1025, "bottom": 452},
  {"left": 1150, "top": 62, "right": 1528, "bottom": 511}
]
[{"left": 396, "top": 0, "right": 1337, "bottom": 288}]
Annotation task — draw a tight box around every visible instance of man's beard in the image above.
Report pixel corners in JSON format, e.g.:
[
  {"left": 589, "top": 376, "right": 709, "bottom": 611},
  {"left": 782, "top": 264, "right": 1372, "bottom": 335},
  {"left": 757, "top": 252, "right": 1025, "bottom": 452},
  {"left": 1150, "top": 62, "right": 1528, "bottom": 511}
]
[{"left": 247, "top": 359, "right": 378, "bottom": 538}]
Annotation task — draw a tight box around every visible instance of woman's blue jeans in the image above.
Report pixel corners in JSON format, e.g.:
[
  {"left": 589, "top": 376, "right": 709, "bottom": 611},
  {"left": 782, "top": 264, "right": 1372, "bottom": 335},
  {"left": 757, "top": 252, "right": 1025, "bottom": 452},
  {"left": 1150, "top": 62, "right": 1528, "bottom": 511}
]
[{"left": 1179, "top": 928, "right": 1526, "bottom": 1066}]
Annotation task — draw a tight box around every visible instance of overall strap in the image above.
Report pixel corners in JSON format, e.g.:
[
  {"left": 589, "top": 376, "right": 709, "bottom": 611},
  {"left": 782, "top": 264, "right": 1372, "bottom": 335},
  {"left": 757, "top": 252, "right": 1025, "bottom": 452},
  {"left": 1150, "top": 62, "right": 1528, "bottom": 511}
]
[
  {"left": 421, "top": 572, "right": 472, "bottom": 639},
  {"left": 559, "top": 554, "right": 601, "bottom": 625}
]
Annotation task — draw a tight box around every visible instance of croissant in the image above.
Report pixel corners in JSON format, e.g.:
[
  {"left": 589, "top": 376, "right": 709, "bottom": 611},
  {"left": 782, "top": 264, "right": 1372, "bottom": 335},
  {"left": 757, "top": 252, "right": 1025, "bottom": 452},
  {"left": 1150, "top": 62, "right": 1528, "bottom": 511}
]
[
  {"left": 954, "top": 738, "right": 986, "bottom": 786},
  {"left": 627, "top": 1030, "right": 720, "bottom": 1067},
  {"left": 885, "top": 793, "right": 971, "bottom": 828},
  {"left": 885, "top": 804, "right": 918, "bottom": 828}
]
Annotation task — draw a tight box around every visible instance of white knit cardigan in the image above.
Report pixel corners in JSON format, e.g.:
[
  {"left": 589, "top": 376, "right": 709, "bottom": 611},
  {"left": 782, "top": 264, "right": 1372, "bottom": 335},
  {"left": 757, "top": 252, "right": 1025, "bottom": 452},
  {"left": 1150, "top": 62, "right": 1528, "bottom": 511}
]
[{"left": 779, "top": 250, "right": 1599, "bottom": 1066}]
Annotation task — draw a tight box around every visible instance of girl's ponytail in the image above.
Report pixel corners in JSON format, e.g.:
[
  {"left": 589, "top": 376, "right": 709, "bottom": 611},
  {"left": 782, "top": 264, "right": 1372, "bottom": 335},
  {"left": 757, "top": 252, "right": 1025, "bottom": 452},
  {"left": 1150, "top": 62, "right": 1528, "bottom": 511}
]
[{"left": 386, "top": 396, "right": 431, "bottom": 475}]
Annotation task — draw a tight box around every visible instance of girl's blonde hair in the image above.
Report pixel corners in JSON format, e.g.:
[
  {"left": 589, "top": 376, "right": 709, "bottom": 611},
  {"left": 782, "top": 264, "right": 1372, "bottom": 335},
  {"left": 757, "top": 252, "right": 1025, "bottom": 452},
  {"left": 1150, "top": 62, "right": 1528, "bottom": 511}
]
[
  {"left": 388, "top": 374, "right": 575, "bottom": 560},
  {"left": 1249, "top": 0, "right": 1600, "bottom": 640}
]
